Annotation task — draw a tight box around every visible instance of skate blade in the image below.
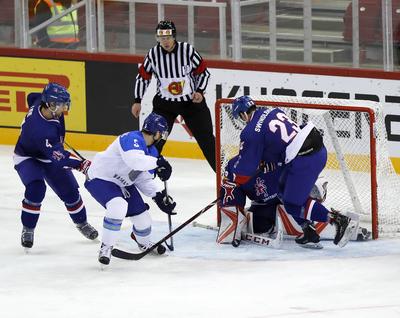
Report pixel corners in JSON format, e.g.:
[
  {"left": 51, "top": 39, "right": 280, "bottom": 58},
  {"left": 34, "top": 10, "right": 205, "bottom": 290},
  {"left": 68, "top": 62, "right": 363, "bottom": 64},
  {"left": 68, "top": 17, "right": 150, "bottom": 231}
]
[
  {"left": 338, "top": 220, "right": 358, "bottom": 248},
  {"left": 100, "top": 263, "right": 109, "bottom": 271},
  {"left": 297, "top": 242, "right": 323, "bottom": 250},
  {"left": 24, "top": 248, "right": 31, "bottom": 254}
]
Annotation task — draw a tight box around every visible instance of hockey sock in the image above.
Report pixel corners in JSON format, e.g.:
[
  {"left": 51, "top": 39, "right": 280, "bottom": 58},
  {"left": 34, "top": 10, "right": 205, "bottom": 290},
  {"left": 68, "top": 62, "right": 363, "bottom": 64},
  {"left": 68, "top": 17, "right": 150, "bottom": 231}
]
[
  {"left": 21, "top": 198, "right": 41, "bottom": 229},
  {"left": 129, "top": 210, "right": 152, "bottom": 246},
  {"left": 101, "top": 197, "right": 128, "bottom": 246},
  {"left": 65, "top": 196, "right": 87, "bottom": 224},
  {"left": 284, "top": 199, "right": 330, "bottom": 223},
  {"left": 102, "top": 217, "right": 123, "bottom": 246},
  {"left": 303, "top": 199, "right": 330, "bottom": 222}
]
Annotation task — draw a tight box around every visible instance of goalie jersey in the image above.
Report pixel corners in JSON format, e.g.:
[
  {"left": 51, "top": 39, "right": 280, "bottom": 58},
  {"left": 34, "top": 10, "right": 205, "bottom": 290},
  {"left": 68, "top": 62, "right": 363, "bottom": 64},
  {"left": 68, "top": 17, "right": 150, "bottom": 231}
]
[
  {"left": 87, "top": 131, "right": 160, "bottom": 198},
  {"left": 13, "top": 93, "right": 81, "bottom": 169}
]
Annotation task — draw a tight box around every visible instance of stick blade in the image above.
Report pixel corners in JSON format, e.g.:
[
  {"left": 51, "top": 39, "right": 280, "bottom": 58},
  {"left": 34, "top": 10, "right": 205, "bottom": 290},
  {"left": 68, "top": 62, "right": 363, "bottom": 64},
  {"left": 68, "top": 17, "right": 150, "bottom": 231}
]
[{"left": 111, "top": 248, "right": 146, "bottom": 261}]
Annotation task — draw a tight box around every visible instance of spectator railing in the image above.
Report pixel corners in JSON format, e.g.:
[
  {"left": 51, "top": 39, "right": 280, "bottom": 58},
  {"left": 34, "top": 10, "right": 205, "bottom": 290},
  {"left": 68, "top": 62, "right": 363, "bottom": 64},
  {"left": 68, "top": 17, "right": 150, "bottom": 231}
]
[
  {"left": 97, "top": 0, "right": 227, "bottom": 58},
  {"left": 16, "top": 0, "right": 97, "bottom": 52},
  {"left": 6, "top": 0, "right": 400, "bottom": 71}
]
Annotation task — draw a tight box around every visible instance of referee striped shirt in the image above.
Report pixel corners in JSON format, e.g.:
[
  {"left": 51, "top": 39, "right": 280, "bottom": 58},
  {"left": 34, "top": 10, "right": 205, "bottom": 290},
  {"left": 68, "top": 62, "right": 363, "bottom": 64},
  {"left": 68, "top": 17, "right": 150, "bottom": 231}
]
[{"left": 134, "top": 41, "right": 211, "bottom": 103}]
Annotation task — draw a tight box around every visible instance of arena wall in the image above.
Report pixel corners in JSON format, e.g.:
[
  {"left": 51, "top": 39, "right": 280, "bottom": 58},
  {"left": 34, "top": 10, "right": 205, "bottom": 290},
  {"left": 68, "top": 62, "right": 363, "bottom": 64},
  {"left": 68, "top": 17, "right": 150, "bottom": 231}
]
[{"left": 1, "top": 47, "right": 400, "bottom": 168}]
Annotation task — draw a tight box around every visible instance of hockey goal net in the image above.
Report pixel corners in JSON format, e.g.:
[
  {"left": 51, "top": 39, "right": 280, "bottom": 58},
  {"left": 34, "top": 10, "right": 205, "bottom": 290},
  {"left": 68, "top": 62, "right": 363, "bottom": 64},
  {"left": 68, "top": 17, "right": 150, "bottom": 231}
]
[{"left": 215, "top": 96, "right": 400, "bottom": 239}]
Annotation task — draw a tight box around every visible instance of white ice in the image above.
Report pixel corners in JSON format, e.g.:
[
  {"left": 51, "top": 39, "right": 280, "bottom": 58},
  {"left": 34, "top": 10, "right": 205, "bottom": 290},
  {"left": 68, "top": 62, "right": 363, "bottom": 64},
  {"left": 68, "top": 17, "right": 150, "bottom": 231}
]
[{"left": 1, "top": 144, "right": 400, "bottom": 318}]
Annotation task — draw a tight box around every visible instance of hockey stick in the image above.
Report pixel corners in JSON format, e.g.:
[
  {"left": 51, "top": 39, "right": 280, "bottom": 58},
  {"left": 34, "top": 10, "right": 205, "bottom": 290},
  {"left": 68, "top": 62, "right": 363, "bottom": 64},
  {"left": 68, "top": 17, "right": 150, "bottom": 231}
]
[
  {"left": 192, "top": 221, "right": 218, "bottom": 231},
  {"left": 111, "top": 198, "right": 219, "bottom": 260},
  {"left": 192, "top": 221, "right": 283, "bottom": 248},
  {"left": 164, "top": 181, "right": 174, "bottom": 251},
  {"left": 64, "top": 141, "right": 85, "bottom": 161}
]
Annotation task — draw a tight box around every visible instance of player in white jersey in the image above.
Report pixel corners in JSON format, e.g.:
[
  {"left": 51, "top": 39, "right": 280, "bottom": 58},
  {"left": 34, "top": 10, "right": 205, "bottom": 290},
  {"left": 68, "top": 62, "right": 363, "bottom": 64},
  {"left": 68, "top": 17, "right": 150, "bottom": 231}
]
[{"left": 84, "top": 113, "right": 176, "bottom": 266}]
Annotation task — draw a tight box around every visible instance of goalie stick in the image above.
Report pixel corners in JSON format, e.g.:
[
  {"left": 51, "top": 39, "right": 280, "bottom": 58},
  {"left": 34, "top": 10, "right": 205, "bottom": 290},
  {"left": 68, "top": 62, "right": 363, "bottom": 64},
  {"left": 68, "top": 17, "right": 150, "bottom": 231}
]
[{"left": 111, "top": 198, "right": 219, "bottom": 260}]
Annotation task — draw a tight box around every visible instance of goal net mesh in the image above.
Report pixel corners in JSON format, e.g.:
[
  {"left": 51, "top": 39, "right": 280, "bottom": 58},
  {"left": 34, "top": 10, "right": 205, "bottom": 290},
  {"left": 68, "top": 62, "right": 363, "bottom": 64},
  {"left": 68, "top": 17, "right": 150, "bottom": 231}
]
[{"left": 215, "top": 96, "right": 400, "bottom": 238}]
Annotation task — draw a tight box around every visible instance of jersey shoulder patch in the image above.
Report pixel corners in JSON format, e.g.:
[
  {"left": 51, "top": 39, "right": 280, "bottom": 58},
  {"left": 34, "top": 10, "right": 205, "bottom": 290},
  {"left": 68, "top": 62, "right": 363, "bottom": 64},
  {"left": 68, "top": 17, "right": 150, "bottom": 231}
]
[{"left": 119, "top": 131, "right": 146, "bottom": 152}]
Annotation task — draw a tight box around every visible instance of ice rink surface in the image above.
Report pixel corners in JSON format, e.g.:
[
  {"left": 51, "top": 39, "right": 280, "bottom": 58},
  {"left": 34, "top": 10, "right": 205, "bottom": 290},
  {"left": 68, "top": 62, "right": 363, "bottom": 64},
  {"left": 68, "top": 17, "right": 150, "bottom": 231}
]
[{"left": 1, "top": 145, "right": 400, "bottom": 318}]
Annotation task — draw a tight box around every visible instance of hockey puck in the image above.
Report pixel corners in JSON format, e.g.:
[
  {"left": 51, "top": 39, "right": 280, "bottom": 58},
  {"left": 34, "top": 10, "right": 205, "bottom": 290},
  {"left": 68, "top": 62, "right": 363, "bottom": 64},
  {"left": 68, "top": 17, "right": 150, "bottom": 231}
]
[
  {"left": 232, "top": 239, "right": 241, "bottom": 247},
  {"left": 157, "top": 244, "right": 167, "bottom": 255}
]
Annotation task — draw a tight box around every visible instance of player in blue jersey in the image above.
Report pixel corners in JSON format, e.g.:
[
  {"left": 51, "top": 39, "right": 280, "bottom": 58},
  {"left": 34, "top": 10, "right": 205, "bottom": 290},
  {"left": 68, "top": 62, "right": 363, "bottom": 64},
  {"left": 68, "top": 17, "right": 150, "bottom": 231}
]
[
  {"left": 13, "top": 83, "right": 98, "bottom": 251},
  {"left": 84, "top": 113, "right": 176, "bottom": 266},
  {"left": 219, "top": 96, "right": 358, "bottom": 248}
]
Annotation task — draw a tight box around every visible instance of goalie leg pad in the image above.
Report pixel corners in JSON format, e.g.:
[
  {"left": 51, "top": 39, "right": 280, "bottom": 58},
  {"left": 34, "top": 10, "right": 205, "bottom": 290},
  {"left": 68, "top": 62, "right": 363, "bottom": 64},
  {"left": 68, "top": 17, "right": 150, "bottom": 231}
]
[{"left": 217, "top": 206, "right": 247, "bottom": 244}]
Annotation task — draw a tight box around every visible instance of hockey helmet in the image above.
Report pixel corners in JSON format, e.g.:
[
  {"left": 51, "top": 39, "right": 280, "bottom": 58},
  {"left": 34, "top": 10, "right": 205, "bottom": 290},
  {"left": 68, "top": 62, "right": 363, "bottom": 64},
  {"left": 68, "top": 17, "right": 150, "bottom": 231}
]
[
  {"left": 156, "top": 20, "right": 176, "bottom": 38},
  {"left": 142, "top": 112, "right": 169, "bottom": 140},
  {"left": 41, "top": 82, "right": 71, "bottom": 111},
  {"left": 232, "top": 95, "right": 256, "bottom": 119}
]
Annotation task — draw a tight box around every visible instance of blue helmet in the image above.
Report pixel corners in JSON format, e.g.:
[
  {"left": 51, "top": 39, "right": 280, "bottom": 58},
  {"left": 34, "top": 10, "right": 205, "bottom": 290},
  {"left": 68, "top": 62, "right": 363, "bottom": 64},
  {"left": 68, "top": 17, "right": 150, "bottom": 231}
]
[
  {"left": 142, "top": 113, "right": 169, "bottom": 139},
  {"left": 232, "top": 95, "right": 256, "bottom": 119},
  {"left": 41, "top": 82, "right": 71, "bottom": 111}
]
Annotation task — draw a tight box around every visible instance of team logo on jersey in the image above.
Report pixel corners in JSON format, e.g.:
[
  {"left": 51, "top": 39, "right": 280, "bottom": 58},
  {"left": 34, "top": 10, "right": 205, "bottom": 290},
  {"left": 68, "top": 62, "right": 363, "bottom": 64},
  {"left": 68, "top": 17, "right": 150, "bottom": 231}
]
[
  {"left": 254, "top": 177, "right": 267, "bottom": 196},
  {"left": 168, "top": 81, "right": 185, "bottom": 95},
  {"left": 52, "top": 150, "right": 65, "bottom": 161}
]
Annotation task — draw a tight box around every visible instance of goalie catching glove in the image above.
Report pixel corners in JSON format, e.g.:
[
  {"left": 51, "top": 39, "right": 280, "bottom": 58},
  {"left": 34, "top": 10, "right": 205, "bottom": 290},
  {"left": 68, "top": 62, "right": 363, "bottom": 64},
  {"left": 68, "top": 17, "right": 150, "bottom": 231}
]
[
  {"left": 155, "top": 156, "right": 172, "bottom": 181},
  {"left": 152, "top": 190, "right": 176, "bottom": 215}
]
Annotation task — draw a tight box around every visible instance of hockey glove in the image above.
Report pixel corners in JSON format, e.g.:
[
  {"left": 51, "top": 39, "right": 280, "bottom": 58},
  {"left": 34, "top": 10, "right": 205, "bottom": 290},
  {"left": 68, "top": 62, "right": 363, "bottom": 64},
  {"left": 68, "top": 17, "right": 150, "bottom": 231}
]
[
  {"left": 156, "top": 156, "right": 172, "bottom": 181},
  {"left": 152, "top": 190, "right": 177, "bottom": 215},
  {"left": 76, "top": 159, "right": 91, "bottom": 175},
  {"left": 220, "top": 180, "right": 245, "bottom": 207}
]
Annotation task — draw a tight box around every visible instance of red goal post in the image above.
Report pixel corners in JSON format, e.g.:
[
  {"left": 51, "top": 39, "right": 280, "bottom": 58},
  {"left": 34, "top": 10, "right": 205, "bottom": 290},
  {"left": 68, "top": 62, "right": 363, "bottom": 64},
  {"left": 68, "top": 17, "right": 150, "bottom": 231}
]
[{"left": 215, "top": 96, "right": 400, "bottom": 239}]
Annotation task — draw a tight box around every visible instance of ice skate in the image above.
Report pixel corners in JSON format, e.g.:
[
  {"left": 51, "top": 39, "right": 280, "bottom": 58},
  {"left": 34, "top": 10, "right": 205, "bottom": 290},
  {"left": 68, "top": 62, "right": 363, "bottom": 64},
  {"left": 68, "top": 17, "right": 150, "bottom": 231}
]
[
  {"left": 98, "top": 243, "right": 112, "bottom": 267},
  {"left": 295, "top": 222, "right": 323, "bottom": 249},
  {"left": 131, "top": 232, "right": 166, "bottom": 255},
  {"left": 21, "top": 226, "right": 34, "bottom": 251},
  {"left": 330, "top": 209, "right": 358, "bottom": 248},
  {"left": 76, "top": 222, "right": 99, "bottom": 240}
]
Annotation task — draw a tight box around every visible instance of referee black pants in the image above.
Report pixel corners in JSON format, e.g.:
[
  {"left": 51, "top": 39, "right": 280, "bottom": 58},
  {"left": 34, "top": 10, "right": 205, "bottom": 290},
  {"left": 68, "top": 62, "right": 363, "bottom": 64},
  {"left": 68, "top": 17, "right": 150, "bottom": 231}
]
[{"left": 152, "top": 94, "right": 216, "bottom": 172}]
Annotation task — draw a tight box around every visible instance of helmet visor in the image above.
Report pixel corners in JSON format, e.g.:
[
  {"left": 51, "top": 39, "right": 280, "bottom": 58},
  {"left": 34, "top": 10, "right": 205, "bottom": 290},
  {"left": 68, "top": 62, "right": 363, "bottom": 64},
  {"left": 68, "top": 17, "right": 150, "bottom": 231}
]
[
  {"left": 49, "top": 101, "right": 71, "bottom": 112},
  {"left": 160, "top": 130, "right": 169, "bottom": 140}
]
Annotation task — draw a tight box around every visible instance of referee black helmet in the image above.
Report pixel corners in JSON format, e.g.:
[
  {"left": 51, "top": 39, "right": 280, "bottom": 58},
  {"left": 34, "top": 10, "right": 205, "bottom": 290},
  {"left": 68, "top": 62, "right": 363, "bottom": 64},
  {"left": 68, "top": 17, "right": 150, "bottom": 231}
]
[{"left": 156, "top": 20, "right": 176, "bottom": 38}]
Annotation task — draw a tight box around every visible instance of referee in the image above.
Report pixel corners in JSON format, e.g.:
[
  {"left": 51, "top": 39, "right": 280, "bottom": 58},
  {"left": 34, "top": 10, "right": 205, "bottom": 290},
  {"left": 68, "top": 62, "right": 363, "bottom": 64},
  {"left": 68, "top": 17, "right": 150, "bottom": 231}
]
[{"left": 131, "top": 20, "right": 216, "bottom": 172}]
